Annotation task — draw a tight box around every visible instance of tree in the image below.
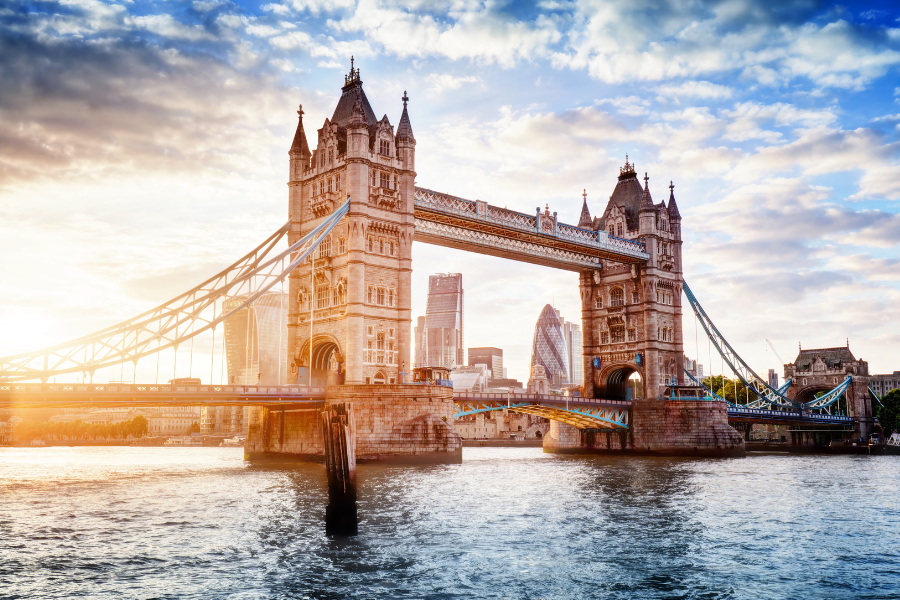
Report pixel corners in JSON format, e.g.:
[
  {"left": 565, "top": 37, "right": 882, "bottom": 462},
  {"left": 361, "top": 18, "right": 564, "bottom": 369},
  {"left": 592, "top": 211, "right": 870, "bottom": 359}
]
[
  {"left": 878, "top": 389, "right": 900, "bottom": 435},
  {"left": 188, "top": 421, "right": 200, "bottom": 434}
]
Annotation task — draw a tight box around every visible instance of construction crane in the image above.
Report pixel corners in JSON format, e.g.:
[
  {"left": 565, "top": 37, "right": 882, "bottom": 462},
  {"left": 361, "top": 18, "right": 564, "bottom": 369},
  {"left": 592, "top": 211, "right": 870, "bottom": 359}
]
[{"left": 766, "top": 339, "right": 788, "bottom": 366}]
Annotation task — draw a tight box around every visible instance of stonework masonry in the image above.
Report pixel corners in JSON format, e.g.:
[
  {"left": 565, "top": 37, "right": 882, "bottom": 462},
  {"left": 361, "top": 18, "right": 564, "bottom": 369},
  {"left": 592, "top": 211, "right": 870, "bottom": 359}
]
[
  {"left": 543, "top": 399, "right": 744, "bottom": 457},
  {"left": 245, "top": 384, "right": 462, "bottom": 463}
]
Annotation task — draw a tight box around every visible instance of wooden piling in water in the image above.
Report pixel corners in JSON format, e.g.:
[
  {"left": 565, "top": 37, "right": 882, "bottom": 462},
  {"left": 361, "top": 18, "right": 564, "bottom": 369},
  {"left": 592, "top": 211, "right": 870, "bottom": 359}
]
[{"left": 321, "top": 402, "right": 358, "bottom": 535}]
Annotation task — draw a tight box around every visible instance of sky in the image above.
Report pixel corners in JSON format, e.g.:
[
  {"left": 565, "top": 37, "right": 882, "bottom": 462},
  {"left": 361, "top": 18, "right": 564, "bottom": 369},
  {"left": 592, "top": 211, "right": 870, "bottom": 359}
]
[{"left": 1, "top": 0, "right": 899, "bottom": 385}]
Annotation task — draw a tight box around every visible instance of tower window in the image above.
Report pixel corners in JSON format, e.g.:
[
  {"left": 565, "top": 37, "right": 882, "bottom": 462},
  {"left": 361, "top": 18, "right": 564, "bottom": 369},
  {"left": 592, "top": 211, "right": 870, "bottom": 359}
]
[
  {"left": 319, "top": 152, "right": 324, "bottom": 167},
  {"left": 379, "top": 239, "right": 384, "bottom": 254},
  {"left": 316, "top": 282, "right": 330, "bottom": 309},
  {"left": 336, "top": 174, "right": 341, "bottom": 190},
  {"left": 628, "top": 328, "right": 636, "bottom": 341},
  {"left": 380, "top": 172, "right": 390, "bottom": 188},
  {"left": 367, "top": 237, "right": 373, "bottom": 252},
  {"left": 377, "top": 288, "right": 385, "bottom": 305},
  {"left": 328, "top": 149, "right": 333, "bottom": 163},
  {"left": 389, "top": 241, "right": 395, "bottom": 255},
  {"left": 388, "top": 289, "right": 394, "bottom": 306},
  {"left": 609, "top": 227, "right": 614, "bottom": 236},
  {"left": 595, "top": 296, "right": 603, "bottom": 309},
  {"left": 632, "top": 291, "right": 639, "bottom": 304},
  {"left": 600, "top": 331, "right": 609, "bottom": 344},
  {"left": 610, "top": 287, "right": 624, "bottom": 307},
  {"left": 327, "top": 178, "right": 332, "bottom": 193},
  {"left": 370, "top": 170, "right": 376, "bottom": 186},
  {"left": 338, "top": 238, "right": 346, "bottom": 254},
  {"left": 610, "top": 325, "right": 625, "bottom": 344},
  {"left": 380, "top": 140, "right": 390, "bottom": 156},
  {"left": 617, "top": 224, "right": 623, "bottom": 237}
]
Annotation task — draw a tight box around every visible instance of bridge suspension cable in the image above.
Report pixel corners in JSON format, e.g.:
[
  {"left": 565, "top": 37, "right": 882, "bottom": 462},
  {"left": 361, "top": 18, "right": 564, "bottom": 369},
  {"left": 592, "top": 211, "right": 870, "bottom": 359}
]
[
  {"left": 683, "top": 281, "right": 851, "bottom": 412},
  {"left": 0, "top": 198, "right": 350, "bottom": 383}
]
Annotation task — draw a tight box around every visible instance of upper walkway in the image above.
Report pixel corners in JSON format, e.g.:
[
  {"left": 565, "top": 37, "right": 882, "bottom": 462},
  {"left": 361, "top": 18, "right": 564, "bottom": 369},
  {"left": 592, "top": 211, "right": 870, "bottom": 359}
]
[{"left": 413, "top": 187, "right": 649, "bottom": 271}]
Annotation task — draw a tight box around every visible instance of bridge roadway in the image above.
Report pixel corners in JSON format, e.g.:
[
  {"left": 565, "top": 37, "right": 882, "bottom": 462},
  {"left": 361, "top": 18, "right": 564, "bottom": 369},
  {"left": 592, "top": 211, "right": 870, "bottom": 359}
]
[{"left": 0, "top": 384, "right": 857, "bottom": 429}]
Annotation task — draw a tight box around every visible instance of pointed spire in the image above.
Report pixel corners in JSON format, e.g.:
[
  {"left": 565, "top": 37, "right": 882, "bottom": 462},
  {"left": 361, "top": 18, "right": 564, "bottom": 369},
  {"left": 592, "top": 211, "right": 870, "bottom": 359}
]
[
  {"left": 348, "top": 89, "right": 367, "bottom": 129},
  {"left": 639, "top": 171, "right": 654, "bottom": 210},
  {"left": 397, "top": 90, "right": 415, "bottom": 141},
  {"left": 290, "top": 103, "right": 311, "bottom": 158},
  {"left": 667, "top": 180, "right": 681, "bottom": 219},
  {"left": 577, "top": 188, "right": 592, "bottom": 228}
]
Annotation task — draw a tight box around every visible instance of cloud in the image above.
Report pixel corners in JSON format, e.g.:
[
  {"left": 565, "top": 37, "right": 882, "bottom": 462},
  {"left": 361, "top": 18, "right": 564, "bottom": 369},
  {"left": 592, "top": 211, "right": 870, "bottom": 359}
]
[
  {"left": 657, "top": 81, "right": 734, "bottom": 101},
  {"left": 425, "top": 73, "right": 480, "bottom": 95},
  {"left": 595, "top": 96, "right": 651, "bottom": 116},
  {"left": 192, "top": 0, "right": 224, "bottom": 12},
  {"left": 133, "top": 14, "right": 214, "bottom": 41},
  {"left": 329, "top": 3, "right": 561, "bottom": 67},
  {"left": 0, "top": 19, "right": 296, "bottom": 187},
  {"left": 262, "top": 3, "right": 291, "bottom": 15}
]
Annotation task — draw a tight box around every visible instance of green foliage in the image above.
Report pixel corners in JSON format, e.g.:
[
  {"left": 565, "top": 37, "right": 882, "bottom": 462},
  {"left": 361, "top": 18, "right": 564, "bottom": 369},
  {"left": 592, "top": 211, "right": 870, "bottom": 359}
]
[
  {"left": 14, "top": 415, "right": 149, "bottom": 442},
  {"left": 701, "top": 375, "right": 759, "bottom": 405},
  {"left": 877, "top": 389, "right": 900, "bottom": 435}
]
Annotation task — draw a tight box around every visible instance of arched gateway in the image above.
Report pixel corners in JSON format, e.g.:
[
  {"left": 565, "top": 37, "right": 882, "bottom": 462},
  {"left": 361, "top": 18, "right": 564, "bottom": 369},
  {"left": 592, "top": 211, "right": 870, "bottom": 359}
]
[{"left": 245, "top": 62, "right": 744, "bottom": 461}]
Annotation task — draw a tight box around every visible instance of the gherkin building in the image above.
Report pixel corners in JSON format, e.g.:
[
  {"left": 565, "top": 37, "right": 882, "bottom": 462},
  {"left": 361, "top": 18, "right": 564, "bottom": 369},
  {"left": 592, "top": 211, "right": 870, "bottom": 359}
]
[{"left": 530, "top": 304, "right": 569, "bottom": 385}]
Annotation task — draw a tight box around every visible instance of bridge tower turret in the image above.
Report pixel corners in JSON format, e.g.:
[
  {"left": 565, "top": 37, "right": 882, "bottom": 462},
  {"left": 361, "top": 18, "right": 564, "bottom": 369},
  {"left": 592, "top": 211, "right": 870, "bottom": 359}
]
[
  {"left": 287, "top": 60, "right": 416, "bottom": 386},
  {"left": 580, "top": 158, "right": 684, "bottom": 401}
]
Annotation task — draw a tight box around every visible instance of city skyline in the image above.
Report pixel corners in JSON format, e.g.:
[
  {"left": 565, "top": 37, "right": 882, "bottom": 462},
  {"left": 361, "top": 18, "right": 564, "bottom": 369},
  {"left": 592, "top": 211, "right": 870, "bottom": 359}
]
[{"left": 1, "top": 1, "right": 899, "bottom": 386}]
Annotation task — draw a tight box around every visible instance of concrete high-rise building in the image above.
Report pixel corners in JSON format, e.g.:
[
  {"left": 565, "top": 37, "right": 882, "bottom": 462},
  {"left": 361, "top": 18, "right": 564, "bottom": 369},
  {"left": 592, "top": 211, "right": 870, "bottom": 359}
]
[
  {"left": 869, "top": 371, "right": 900, "bottom": 397},
  {"left": 767, "top": 368, "right": 779, "bottom": 389},
  {"left": 202, "top": 291, "right": 289, "bottom": 436},
  {"left": 468, "top": 347, "right": 502, "bottom": 379},
  {"left": 530, "top": 304, "right": 569, "bottom": 386},
  {"left": 557, "top": 312, "right": 583, "bottom": 386},
  {"left": 414, "top": 316, "right": 426, "bottom": 368},
  {"left": 423, "top": 273, "right": 464, "bottom": 368}
]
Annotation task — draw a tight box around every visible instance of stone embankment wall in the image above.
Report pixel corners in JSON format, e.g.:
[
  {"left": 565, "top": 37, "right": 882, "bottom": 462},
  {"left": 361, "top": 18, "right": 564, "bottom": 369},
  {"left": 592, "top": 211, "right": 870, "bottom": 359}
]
[
  {"left": 544, "top": 399, "right": 745, "bottom": 458},
  {"left": 245, "top": 384, "right": 462, "bottom": 463}
]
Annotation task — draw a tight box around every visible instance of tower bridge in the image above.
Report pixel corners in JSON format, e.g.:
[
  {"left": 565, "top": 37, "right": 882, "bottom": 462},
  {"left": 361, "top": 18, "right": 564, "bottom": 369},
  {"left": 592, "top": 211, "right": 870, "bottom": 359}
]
[{"left": 0, "top": 61, "right": 875, "bottom": 461}]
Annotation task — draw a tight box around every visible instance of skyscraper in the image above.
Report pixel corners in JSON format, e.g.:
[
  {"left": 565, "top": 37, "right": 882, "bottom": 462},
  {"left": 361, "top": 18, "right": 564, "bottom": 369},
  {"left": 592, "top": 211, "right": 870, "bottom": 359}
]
[
  {"left": 423, "top": 273, "right": 464, "bottom": 368},
  {"left": 531, "top": 304, "right": 569, "bottom": 386},
  {"left": 468, "top": 347, "right": 503, "bottom": 379},
  {"left": 557, "top": 312, "right": 583, "bottom": 386},
  {"left": 202, "top": 291, "right": 288, "bottom": 436},
  {"left": 414, "top": 315, "right": 426, "bottom": 368}
]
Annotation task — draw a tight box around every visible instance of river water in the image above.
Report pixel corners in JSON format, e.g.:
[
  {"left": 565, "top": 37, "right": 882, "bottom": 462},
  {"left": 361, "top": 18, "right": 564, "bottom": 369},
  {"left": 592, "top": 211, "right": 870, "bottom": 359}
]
[{"left": 1, "top": 447, "right": 898, "bottom": 599}]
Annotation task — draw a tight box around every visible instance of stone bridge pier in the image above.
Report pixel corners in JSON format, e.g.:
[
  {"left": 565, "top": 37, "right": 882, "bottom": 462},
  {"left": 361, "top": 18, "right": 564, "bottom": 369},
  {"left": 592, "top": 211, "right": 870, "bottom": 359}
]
[{"left": 245, "top": 384, "right": 462, "bottom": 463}]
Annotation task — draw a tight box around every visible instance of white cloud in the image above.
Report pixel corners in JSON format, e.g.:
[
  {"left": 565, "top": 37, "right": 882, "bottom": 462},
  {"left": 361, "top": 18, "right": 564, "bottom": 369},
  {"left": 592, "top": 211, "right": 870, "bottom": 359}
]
[
  {"left": 657, "top": 81, "right": 734, "bottom": 101},
  {"left": 595, "top": 96, "right": 651, "bottom": 116},
  {"left": 192, "top": 0, "right": 224, "bottom": 12},
  {"left": 330, "top": 4, "right": 561, "bottom": 67},
  {"left": 246, "top": 24, "right": 280, "bottom": 37},
  {"left": 262, "top": 3, "right": 291, "bottom": 15},
  {"left": 133, "top": 14, "right": 214, "bottom": 41},
  {"left": 425, "top": 73, "right": 480, "bottom": 95}
]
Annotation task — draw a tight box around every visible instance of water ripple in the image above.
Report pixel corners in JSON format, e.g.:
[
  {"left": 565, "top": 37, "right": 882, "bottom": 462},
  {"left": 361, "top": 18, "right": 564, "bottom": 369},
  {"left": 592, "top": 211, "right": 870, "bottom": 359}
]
[{"left": 1, "top": 447, "right": 898, "bottom": 599}]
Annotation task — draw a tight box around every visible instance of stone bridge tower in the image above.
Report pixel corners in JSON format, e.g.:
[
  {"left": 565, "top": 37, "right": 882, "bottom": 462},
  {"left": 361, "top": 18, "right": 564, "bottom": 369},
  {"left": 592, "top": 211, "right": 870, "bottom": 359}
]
[
  {"left": 784, "top": 345, "right": 873, "bottom": 438},
  {"left": 579, "top": 158, "right": 684, "bottom": 401},
  {"left": 286, "top": 61, "right": 417, "bottom": 386}
]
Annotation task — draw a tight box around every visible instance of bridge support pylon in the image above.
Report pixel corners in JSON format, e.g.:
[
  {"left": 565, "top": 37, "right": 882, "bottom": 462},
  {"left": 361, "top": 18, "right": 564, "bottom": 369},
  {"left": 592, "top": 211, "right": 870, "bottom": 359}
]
[{"left": 245, "top": 384, "right": 462, "bottom": 463}]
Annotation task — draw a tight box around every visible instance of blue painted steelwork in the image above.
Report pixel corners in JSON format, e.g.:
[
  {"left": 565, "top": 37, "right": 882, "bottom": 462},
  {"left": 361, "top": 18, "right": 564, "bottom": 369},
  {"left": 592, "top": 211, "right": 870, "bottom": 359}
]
[
  {"left": 453, "top": 393, "right": 630, "bottom": 429},
  {"left": 683, "top": 281, "right": 851, "bottom": 413},
  {"left": 727, "top": 406, "right": 854, "bottom": 425},
  {"left": 805, "top": 377, "right": 852, "bottom": 410},
  {"left": 869, "top": 386, "right": 884, "bottom": 408},
  {"left": 683, "top": 369, "right": 735, "bottom": 406}
]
